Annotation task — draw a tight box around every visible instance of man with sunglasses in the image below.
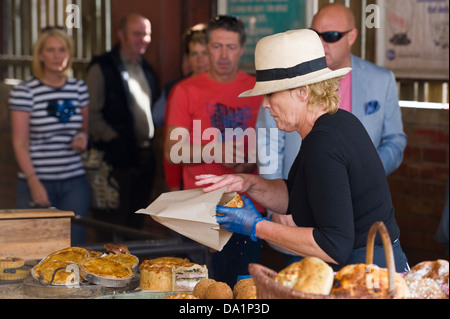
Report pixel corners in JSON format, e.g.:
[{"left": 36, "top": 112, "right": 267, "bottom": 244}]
[{"left": 257, "top": 3, "right": 407, "bottom": 266}]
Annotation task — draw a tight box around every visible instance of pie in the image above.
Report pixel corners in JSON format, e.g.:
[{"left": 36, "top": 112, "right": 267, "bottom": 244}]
[
  {"left": 41, "top": 247, "right": 89, "bottom": 264},
  {"left": 80, "top": 257, "right": 134, "bottom": 279},
  {"left": 139, "top": 257, "right": 208, "bottom": 291},
  {"left": 104, "top": 253, "right": 139, "bottom": 269},
  {"left": 172, "top": 263, "right": 209, "bottom": 291},
  {"left": 166, "top": 292, "right": 198, "bottom": 299},
  {"left": 0, "top": 257, "right": 25, "bottom": 269},
  {"left": 145, "top": 257, "right": 190, "bottom": 266},
  {"left": 0, "top": 257, "right": 29, "bottom": 281},
  {"left": 104, "top": 243, "right": 130, "bottom": 254},
  {"left": 32, "top": 260, "right": 79, "bottom": 285}
]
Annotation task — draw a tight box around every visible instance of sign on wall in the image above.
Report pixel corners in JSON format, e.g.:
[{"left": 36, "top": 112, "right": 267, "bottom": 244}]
[
  {"left": 218, "top": 0, "right": 306, "bottom": 72},
  {"left": 378, "top": 0, "right": 449, "bottom": 79}
]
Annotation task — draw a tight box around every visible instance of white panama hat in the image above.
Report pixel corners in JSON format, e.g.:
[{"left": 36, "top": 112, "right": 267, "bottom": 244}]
[{"left": 239, "top": 29, "right": 351, "bottom": 97}]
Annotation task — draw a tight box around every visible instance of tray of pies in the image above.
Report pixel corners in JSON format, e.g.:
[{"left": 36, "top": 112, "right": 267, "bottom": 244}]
[{"left": 30, "top": 244, "right": 139, "bottom": 288}]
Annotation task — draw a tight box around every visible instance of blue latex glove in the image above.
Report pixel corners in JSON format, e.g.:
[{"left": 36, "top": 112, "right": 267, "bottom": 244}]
[{"left": 216, "top": 196, "right": 269, "bottom": 241}]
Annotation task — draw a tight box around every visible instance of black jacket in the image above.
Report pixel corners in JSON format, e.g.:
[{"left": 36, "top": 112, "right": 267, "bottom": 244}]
[{"left": 88, "top": 45, "right": 159, "bottom": 167}]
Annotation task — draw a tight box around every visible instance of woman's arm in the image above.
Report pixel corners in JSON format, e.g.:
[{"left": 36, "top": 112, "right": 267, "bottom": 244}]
[
  {"left": 71, "top": 105, "right": 89, "bottom": 152},
  {"left": 10, "top": 110, "right": 51, "bottom": 207},
  {"left": 255, "top": 220, "right": 337, "bottom": 264}
]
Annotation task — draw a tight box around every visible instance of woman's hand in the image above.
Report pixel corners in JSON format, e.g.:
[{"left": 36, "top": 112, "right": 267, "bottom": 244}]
[
  {"left": 216, "top": 196, "right": 269, "bottom": 241},
  {"left": 71, "top": 132, "right": 88, "bottom": 152},
  {"left": 195, "top": 174, "right": 249, "bottom": 193},
  {"left": 28, "top": 176, "right": 51, "bottom": 207}
]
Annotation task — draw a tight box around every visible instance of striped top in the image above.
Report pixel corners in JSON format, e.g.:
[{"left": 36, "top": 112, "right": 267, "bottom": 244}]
[{"left": 9, "top": 77, "right": 89, "bottom": 181}]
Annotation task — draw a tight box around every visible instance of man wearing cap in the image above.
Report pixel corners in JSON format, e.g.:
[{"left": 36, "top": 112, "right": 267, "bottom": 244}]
[
  {"left": 196, "top": 28, "right": 409, "bottom": 273},
  {"left": 256, "top": 3, "right": 407, "bottom": 266}
]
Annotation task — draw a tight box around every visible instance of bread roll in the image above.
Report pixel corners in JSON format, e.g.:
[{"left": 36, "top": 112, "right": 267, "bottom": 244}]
[
  {"left": 193, "top": 278, "right": 216, "bottom": 299},
  {"left": 205, "top": 281, "right": 233, "bottom": 299},
  {"left": 236, "top": 284, "right": 257, "bottom": 299},
  {"left": 233, "top": 278, "right": 255, "bottom": 297},
  {"left": 274, "top": 256, "right": 334, "bottom": 295}
]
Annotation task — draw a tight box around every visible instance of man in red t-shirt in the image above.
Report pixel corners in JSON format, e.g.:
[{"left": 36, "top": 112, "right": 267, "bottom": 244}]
[{"left": 164, "top": 15, "right": 263, "bottom": 286}]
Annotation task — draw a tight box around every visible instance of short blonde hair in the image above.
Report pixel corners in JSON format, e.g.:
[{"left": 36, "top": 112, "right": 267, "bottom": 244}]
[
  {"left": 32, "top": 28, "right": 74, "bottom": 79},
  {"left": 306, "top": 77, "right": 343, "bottom": 114}
]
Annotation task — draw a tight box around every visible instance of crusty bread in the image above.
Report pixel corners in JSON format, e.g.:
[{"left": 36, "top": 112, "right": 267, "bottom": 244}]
[
  {"left": 404, "top": 259, "right": 449, "bottom": 299},
  {"left": 331, "top": 264, "right": 409, "bottom": 299},
  {"left": 405, "top": 278, "right": 448, "bottom": 299},
  {"left": 405, "top": 259, "right": 449, "bottom": 286},
  {"left": 274, "top": 256, "right": 334, "bottom": 295}
]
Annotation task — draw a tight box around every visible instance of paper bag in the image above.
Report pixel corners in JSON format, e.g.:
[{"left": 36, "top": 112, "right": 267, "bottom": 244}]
[{"left": 136, "top": 188, "right": 235, "bottom": 251}]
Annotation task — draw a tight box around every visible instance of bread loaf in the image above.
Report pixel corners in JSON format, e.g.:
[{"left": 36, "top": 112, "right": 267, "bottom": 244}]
[
  {"left": 331, "top": 264, "right": 409, "bottom": 299},
  {"left": 274, "top": 256, "right": 334, "bottom": 295},
  {"left": 405, "top": 259, "right": 448, "bottom": 286},
  {"left": 404, "top": 260, "right": 449, "bottom": 299}
]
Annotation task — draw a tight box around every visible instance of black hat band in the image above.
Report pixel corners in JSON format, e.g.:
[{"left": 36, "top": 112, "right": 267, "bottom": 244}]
[{"left": 256, "top": 56, "right": 328, "bottom": 82}]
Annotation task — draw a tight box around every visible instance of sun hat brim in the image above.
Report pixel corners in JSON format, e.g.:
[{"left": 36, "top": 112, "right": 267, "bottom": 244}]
[{"left": 238, "top": 29, "right": 351, "bottom": 98}]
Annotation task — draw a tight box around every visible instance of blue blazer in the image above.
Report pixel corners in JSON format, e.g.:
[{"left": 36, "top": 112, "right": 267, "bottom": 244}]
[
  {"left": 257, "top": 55, "right": 407, "bottom": 178},
  {"left": 350, "top": 55, "right": 407, "bottom": 175}
]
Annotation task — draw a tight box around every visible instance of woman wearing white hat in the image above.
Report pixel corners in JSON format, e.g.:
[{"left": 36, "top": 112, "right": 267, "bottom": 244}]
[{"left": 195, "top": 29, "right": 409, "bottom": 272}]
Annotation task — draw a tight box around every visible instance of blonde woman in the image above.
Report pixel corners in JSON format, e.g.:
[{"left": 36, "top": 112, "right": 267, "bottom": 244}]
[
  {"left": 195, "top": 29, "right": 409, "bottom": 272},
  {"left": 9, "top": 26, "right": 90, "bottom": 244}
]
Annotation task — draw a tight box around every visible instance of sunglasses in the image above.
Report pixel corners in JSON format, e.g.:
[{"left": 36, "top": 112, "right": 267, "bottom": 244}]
[{"left": 310, "top": 28, "right": 353, "bottom": 43}]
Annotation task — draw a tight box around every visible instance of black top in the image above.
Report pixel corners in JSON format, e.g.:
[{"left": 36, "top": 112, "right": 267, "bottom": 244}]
[
  {"left": 88, "top": 45, "right": 159, "bottom": 167},
  {"left": 286, "top": 109, "right": 400, "bottom": 265}
]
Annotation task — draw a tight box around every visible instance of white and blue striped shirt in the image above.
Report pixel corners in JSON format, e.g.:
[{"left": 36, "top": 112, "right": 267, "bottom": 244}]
[{"left": 9, "top": 77, "right": 89, "bottom": 181}]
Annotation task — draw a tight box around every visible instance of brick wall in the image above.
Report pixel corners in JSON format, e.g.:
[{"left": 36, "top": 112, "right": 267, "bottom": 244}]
[
  {"left": 388, "top": 107, "right": 449, "bottom": 266},
  {"left": 1, "top": 82, "right": 448, "bottom": 265}
]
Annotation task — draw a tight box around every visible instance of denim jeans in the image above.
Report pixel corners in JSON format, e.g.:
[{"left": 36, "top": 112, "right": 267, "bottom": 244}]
[
  {"left": 345, "top": 238, "right": 410, "bottom": 273},
  {"left": 16, "top": 175, "right": 90, "bottom": 245}
]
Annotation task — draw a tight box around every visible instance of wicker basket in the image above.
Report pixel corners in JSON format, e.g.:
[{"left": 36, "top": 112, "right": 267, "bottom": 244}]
[{"left": 249, "top": 221, "right": 398, "bottom": 299}]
